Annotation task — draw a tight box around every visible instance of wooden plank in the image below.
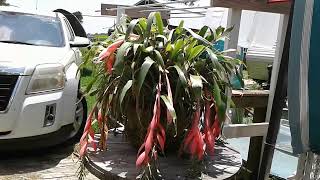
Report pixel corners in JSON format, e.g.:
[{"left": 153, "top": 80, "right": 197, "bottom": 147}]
[
  {"left": 232, "top": 90, "right": 269, "bottom": 108},
  {"left": 211, "top": 0, "right": 291, "bottom": 14},
  {"left": 101, "top": 4, "right": 117, "bottom": 16},
  {"left": 101, "top": 4, "right": 170, "bottom": 19},
  {"left": 232, "top": 90, "right": 269, "bottom": 97},
  {"left": 223, "top": 122, "right": 269, "bottom": 138}
]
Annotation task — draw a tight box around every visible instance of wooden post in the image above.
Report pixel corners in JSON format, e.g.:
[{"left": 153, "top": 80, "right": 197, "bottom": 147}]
[
  {"left": 116, "top": 6, "right": 125, "bottom": 24},
  {"left": 245, "top": 107, "right": 267, "bottom": 179},
  {"left": 224, "top": 8, "right": 242, "bottom": 124},
  {"left": 224, "top": 8, "right": 242, "bottom": 57}
]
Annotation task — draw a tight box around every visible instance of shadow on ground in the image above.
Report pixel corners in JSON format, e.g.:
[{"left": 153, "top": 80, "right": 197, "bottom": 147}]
[{"left": 0, "top": 143, "right": 76, "bottom": 176}]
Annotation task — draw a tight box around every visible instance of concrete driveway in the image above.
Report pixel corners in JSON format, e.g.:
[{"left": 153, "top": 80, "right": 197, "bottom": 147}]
[{"left": 0, "top": 143, "right": 98, "bottom": 180}]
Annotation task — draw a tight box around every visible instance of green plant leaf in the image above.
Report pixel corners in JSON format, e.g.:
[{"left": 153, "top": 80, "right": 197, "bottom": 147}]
[
  {"left": 228, "top": 96, "right": 235, "bottom": 108},
  {"left": 144, "top": 46, "right": 154, "bottom": 53},
  {"left": 220, "top": 26, "right": 234, "bottom": 38},
  {"left": 156, "top": 35, "right": 168, "bottom": 48},
  {"left": 185, "top": 28, "right": 212, "bottom": 46},
  {"left": 206, "top": 47, "right": 225, "bottom": 79},
  {"left": 190, "top": 74, "right": 203, "bottom": 99},
  {"left": 206, "top": 47, "right": 218, "bottom": 61},
  {"left": 213, "top": 80, "right": 226, "bottom": 123},
  {"left": 84, "top": 75, "right": 98, "bottom": 93},
  {"left": 160, "top": 95, "right": 177, "bottom": 120},
  {"left": 145, "top": 12, "right": 157, "bottom": 45},
  {"left": 161, "top": 95, "right": 177, "bottom": 135},
  {"left": 236, "top": 68, "right": 244, "bottom": 88},
  {"left": 120, "top": 80, "right": 133, "bottom": 112},
  {"left": 154, "top": 50, "right": 165, "bottom": 68},
  {"left": 154, "top": 12, "right": 164, "bottom": 35},
  {"left": 188, "top": 45, "right": 205, "bottom": 61},
  {"left": 166, "top": 42, "right": 173, "bottom": 52},
  {"left": 114, "top": 42, "right": 133, "bottom": 68},
  {"left": 170, "top": 65, "right": 188, "bottom": 87},
  {"left": 206, "top": 34, "right": 215, "bottom": 42},
  {"left": 176, "top": 20, "right": 184, "bottom": 34},
  {"left": 133, "top": 44, "right": 143, "bottom": 55},
  {"left": 125, "top": 19, "right": 139, "bottom": 41},
  {"left": 221, "top": 49, "right": 237, "bottom": 54},
  {"left": 215, "top": 26, "right": 225, "bottom": 37},
  {"left": 171, "top": 39, "right": 184, "bottom": 60},
  {"left": 136, "top": 56, "right": 155, "bottom": 96},
  {"left": 215, "top": 26, "right": 234, "bottom": 42},
  {"left": 198, "top": 26, "right": 209, "bottom": 37},
  {"left": 139, "top": 18, "right": 147, "bottom": 31},
  {"left": 185, "top": 40, "right": 197, "bottom": 57},
  {"left": 178, "top": 20, "right": 184, "bottom": 29}
]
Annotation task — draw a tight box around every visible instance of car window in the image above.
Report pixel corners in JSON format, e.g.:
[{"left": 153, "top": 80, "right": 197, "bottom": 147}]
[
  {"left": 63, "top": 18, "right": 75, "bottom": 41},
  {"left": 63, "top": 19, "right": 72, "bottom": 41},
  {"left": 0, "top": 11, "right": 65, "bottom": 47}
]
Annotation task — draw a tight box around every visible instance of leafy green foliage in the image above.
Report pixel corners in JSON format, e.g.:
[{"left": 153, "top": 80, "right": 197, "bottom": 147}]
[{"left": 79, "top": 12, "right": 242, "bottom": 178}]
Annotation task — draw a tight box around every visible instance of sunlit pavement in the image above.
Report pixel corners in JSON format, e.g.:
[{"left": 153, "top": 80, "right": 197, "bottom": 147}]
[{"left": 0, "top": 144, "right": 97, "bottom": 180}]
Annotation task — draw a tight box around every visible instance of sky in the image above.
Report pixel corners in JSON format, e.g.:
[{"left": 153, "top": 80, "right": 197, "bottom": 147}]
[{"left": 7, "top": 0, "right": 117, "bottom": 33}]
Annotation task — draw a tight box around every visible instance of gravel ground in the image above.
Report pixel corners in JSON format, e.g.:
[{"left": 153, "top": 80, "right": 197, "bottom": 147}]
[{"left": 0, "top": 143, "right": 98, "bottom": 180}]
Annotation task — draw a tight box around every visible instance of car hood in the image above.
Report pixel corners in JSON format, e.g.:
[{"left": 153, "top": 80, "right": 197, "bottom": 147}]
[{"left": 0, "top": 43, "right": 69, "bottom": 75}]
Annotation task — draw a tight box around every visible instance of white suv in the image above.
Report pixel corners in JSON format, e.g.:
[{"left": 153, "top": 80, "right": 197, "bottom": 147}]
[{"left": 0, "top": 7, "right": 90, "bottom": 150}]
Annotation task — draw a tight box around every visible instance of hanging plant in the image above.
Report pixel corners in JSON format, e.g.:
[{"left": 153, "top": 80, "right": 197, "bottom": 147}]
[{"left": 79, "top": 12, "right": 243, "bottom": 178}]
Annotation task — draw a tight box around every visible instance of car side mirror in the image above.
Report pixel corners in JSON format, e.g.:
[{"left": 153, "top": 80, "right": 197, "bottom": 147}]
[{"left": 70, "top": 36, "right": 90, "bottom": 47}]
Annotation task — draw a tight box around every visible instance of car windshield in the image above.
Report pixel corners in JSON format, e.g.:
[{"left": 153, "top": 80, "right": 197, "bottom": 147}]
[{"left": 0, "top": 11, "right": 64, "bottom": 47}]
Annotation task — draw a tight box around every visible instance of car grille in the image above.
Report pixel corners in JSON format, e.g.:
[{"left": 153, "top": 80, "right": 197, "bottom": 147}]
[{"left": 0, "top": 75, "right": 19, "bottom": 112}]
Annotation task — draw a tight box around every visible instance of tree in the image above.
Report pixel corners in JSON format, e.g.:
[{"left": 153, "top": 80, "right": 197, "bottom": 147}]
[
  {"left": 0, "top": 0, "right": 9, "bottom": 6},
  {"left": 73, "top": 11, "right": 83, "bottom": 23}
]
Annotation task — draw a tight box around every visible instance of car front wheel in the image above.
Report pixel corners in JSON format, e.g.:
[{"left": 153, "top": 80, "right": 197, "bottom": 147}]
[{"left": 68, "top": 91, "right": 87, "bottom": 142}]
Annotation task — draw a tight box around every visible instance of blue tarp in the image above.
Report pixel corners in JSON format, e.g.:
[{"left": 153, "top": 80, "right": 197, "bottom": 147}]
[{"left": 288, "top": 0, "right": 320, "bottom": 154}]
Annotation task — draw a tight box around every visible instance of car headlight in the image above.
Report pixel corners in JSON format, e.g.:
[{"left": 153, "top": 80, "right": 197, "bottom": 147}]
[{"left": 26, "top": 64, "right": 66, "bottom": 94}]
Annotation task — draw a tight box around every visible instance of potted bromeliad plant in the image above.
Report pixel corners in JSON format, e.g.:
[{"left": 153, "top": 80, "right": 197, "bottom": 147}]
[{"left": 79, "top": 12, "right": 242, "bottom": 178}]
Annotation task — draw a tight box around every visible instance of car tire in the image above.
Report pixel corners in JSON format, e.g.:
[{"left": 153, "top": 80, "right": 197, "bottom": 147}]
[{"left": 68, "top": 91, "right": 87, "bottom": 143}]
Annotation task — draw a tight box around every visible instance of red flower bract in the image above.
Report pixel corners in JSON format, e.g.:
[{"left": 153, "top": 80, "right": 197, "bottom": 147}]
[
  {"left": 98, "top": 40, "right": 124, "bottom": 74},
  {"left": 136, "top": 77, "right": 166, "bottom": 168},
  {"left": 80, "top": 111, "right": 97, "bottom": 157},
  {"left": 204, "top": 98, "right": 215, "bottom": 155},
  {"left": 180, "top": 102, "right": 205, "bottom": 160}
]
